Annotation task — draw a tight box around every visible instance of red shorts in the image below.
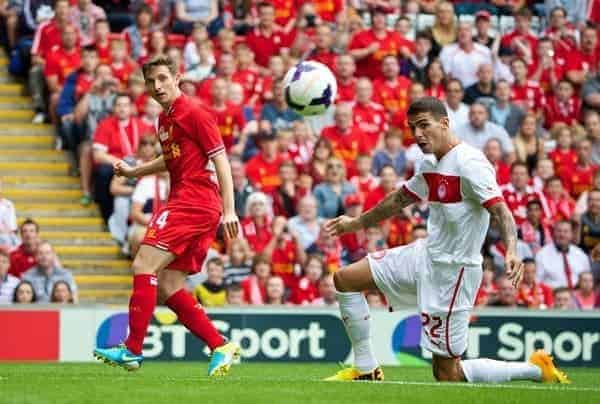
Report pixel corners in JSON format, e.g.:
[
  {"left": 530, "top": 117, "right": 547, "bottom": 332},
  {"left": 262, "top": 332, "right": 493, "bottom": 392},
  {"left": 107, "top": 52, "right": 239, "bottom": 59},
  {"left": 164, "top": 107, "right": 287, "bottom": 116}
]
[{"left": 141, "top": 206, "right": 221, "bottom": 273}]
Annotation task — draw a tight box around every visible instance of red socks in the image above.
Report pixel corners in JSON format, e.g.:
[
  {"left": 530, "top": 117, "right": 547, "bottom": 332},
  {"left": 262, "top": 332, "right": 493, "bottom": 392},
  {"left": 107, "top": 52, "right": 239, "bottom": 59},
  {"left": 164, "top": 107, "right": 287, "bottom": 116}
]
[
  {"left": 166, "top": 289, "right": 225, "bottom": 350},
  {"left": 124, "top": 274, "right": 158, "bottom": 355}
]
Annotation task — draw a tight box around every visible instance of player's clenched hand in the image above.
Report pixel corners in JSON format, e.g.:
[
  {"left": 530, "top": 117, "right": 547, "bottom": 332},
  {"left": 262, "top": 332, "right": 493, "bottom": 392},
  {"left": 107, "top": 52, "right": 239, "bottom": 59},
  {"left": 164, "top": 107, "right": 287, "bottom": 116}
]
[
  {"left": 113, "top": 160, "right": 136, "bottom": 178},
  {"left": 324, "top": 215, "right": 360, "bottom": 237},
  {"left": 222, "top": 212, "right": 240, "bottom": 240},
  {"left": 504, "top": 250, "right": 524, "bottom": 288}
]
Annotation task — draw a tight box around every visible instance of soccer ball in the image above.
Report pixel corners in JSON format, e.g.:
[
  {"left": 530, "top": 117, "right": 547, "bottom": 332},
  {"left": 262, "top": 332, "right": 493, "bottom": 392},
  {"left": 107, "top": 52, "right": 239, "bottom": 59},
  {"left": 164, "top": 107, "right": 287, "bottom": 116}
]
[{"left": 283, "top": 61, "right": 338, "bottom": 116}]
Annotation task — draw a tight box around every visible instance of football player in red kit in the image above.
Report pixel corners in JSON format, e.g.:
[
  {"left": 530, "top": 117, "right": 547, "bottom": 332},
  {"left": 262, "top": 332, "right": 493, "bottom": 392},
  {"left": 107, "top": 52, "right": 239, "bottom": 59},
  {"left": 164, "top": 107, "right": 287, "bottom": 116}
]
[{"left": 93, "top": 55, "right": 241, "bottom": 377}]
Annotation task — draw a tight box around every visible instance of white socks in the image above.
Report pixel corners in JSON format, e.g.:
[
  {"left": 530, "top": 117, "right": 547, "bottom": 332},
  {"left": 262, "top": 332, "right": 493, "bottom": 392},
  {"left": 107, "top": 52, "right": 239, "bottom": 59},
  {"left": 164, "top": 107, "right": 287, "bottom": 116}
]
[
  {"left": 336, "top": 291, "right": 378, "bottom": 373},
  {"left": 461, "top": 359, "right": 542, "bottom": 383}
]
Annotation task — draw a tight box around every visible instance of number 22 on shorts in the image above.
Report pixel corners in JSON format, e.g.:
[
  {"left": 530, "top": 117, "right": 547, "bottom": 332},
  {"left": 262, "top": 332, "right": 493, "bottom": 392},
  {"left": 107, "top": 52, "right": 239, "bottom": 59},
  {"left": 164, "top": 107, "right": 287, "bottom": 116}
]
[
  {"left": 421, "top": 312, "right": 442, "bottom": 347},
  {"left": 149, "top": 210, "right": 170, "bottom": 229}
]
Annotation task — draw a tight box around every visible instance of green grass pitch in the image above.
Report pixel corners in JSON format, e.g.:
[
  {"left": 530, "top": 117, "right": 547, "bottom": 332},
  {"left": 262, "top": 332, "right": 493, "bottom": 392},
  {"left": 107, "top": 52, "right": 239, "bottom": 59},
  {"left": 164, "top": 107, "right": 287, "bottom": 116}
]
[{"left": 1, "top": 363, "right": 599, "bottom": 404}]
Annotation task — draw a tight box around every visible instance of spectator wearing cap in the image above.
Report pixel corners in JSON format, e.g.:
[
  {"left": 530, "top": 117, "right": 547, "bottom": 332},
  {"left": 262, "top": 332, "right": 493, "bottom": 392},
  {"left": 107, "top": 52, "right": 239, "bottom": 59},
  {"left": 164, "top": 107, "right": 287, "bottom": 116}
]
[
  {"left": 321, "top": 104, "right": 369, "bottom": 178},
  {"left": 488, "top": 80, "right": 525, "bottom": 137},
  {"left": 544, "top": 176, "right": 576, "bottom": 223},
  {"left": 0, "top": 177, "right": 18, "bottom": 250},
  {"left": 241, "top": 192, "right": 274, "bottom": 254},
  {"left": 287, "top": 195, "right": 324, "bottom": 250},
  {"left": 23, "top": 241, "right": 78, "bottom": 303},
  {"left": 502, "top": 162, "right": 550, "bottom": 225},
  {"left": 464, "top": 63, "right": 495, "bottom": 106},
  {"left": 9, "top": 219, "right": 41, "bottom": 278},
  {"left": 314, "top": 157, "right": 356, "bottom": 219},
  {"left": 334, "top": 54, "right": 357, "bottom": 103},
  {"left": 244, "top": 2, "right": 291, "bottom": 68},
  {"left": 473, "top": 10, "right": 494, "bottom": 48},
  {"left": 0, "top": 250, "right": 19, "bottom": 304},
  {"left": 536, "top": 220, "right": 591, "bottom": 289},
  {"left": 456, "top": 103, "right": 515, "bottom": 162},
  {"left": 516, "top": 258, "right": 554, "bottom": 308},
  {"left": 245, "top": 128, "right": 283, "bottom": 194},
  {"left": 518, "top": 199, "right": 553, "bottom": 254},
  {"left": 483, "top": 138, "right": 510, "bottom": 186},
  {"left": 351, "top": 78, "right": 388, "bottom": 150},
  {"left": 347, "top": 6, "right": 414, "bottom": 81},
  {"left": 373, "top": 55, "right": 412, "bottom": 115},
  {"left": 172, "top": 0, "right": 218, "bottom": 36},
  {"left": 500, "top": 8, "right": 538, "bottom": 61},
  {"left": 440, "top": 21, "right": 492, "bottom": 88}
]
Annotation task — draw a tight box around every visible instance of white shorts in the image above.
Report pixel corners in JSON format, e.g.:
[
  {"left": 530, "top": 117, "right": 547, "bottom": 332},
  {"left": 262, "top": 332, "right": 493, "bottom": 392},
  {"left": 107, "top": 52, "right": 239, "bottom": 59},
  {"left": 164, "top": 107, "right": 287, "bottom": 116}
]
[{"left": 368, "top": 238, "right": 482, "bottom": 358}]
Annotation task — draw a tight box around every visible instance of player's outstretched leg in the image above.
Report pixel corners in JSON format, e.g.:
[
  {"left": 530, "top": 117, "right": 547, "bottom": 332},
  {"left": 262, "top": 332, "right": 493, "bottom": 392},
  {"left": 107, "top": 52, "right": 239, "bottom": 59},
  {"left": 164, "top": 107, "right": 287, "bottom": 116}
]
[
  {"left": 159, "top": 270, "right": 240, "bottom": 377},
  {"left": 94, "top": 246, "right": 174, "bottom": 371},
  {"left": 459, "top": 351, "right": 569, "bottom": 384},
  {"left": 324, "top": 259, "right": 384, "bottom": 382}
]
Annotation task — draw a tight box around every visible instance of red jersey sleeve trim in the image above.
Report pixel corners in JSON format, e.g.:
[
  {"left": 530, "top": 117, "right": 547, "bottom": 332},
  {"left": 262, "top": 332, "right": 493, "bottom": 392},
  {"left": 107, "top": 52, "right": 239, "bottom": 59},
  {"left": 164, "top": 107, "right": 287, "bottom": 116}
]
[
  {"left": 402, "top": 184, "right": 421, "bottom": 202},
  {"left": 206, "top": 145, "right": 225, "bottom": 159},
  {"left": 482, "top": 196, "right": 504, "bottom": 209}
]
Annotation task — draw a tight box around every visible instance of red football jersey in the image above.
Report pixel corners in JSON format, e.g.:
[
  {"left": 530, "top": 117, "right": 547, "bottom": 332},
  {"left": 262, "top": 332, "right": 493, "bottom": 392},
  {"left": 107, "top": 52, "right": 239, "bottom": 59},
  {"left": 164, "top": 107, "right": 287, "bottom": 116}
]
[
  {"left": 8, "top": 245, "right": 36, "bottom": 278},
  {"left": 372, "top": 76, "right": 412, "bottom": 114},
  {"left": 245, "top": 27, "right": 290, "bottom": 67},
  {"left": 299, "top": 0, "right": 343, "bottom": 22},
  {"left": 527, "top": 56, "right": 567, "bottom": 94},
  {"left": 390, "top": 109, "right": 414, "bottom": 146},
  {"left": 500, "top": 30, "right": 538, "bottom": 59},
  {"left": 31, "top": 19, "right": 64, "bottom": 59},
  {"left": 351, "top": 101, "right": 388, "bottom": 150},
  {"left": 93, "top": 116, "right": 154, "bottom": 160},
  {"left": 271, "top": 0, "right": 298, "bottom": 26},
  {"left": 387, "top": 216, "right": 414, "bottom": 248},
  {"left": 566, "top": 49, "right": 599, "bottom": 76},
  {"left": 492, "top": 161, "right": 511, "bottom": 186},
  {"left": 543, "top": 95, "right": 582, "bottom": 129},
  {"left": 510, "top": 81, "right": 545, "bottom": 112},
  {"left": 562, "top": 164, "right": 596, "bottom": 199},
  {"left": 501, "top": 184, "right": 550, "bottom": 225},
  {"left": 290, "top": 276, "right": 319, "bottom": 305},
  {"left": 548, "top": 148, "right": 578, "bottom": 178},
  {"left": 348, "top": 29, "right": 414, "bottom": 80},
  {"left": 363, "top": 185, "right": 391, "bottom": 212},
  {"left": 210, "top": 102, "right": 246, "bottom": 152},
  {"left": 44, "top": 47, "right": 81, "bottom": 86},
  {"left": 321, "top": 125, "right": 369, "bottom": 177},
  {"left": 157, "top": 94, "right": 225, "bottom": 212},
  {"left": 74, "top": 72, "right": 94, "bottom": 100},
  {"left": 245, "top": 153, "right": 283, "bottom": 193},
  {"left": 271, "top": 238, "right": 300, "bottom": 288},
  {"left": 233, "top": 69, "right": 260, "bottom": 102},
  {"left": 307, "top": 48, "right": 337, "bottom": 71},
  {"left": 336, "top": 78, "right": 357, "bottom": 103},
  {"left": 241, "top": 217, "right": 272, "bottom": 254},
  {"left": 95, "top": 40, "right": 112, "bottom": 64},
  {"left": 111, "top": 61, "right": 138, "bottom": 89}
]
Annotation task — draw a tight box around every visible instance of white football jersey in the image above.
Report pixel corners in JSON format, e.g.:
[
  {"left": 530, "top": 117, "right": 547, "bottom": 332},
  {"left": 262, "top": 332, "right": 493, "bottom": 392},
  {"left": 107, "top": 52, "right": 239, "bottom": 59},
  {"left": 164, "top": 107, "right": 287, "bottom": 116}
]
[{"left": 403, "top": 143, "right": 502, "bottom": 266}]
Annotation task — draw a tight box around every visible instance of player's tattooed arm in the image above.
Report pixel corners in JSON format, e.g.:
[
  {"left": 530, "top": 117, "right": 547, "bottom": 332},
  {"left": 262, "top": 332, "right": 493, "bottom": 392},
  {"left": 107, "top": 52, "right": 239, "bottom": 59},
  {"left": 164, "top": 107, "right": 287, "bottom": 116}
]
[
  {"left": 358, "top": 187, "right": 416, "bottom": 229},
  {"left": 487, "top": 201, "right": 524, "bottom": 286}
]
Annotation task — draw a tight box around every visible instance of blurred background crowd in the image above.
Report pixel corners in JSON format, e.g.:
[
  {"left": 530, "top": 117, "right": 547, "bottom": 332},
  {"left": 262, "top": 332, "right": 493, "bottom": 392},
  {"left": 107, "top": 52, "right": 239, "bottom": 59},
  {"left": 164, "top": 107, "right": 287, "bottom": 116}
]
[{"left": 0, "top": 0, "right": 599, "bottom": 310}]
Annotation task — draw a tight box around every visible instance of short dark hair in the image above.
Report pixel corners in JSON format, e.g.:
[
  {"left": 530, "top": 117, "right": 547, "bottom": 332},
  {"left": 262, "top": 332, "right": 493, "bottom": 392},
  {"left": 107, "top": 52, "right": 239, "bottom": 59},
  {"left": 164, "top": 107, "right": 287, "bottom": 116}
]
[
  {"left": 257, "top": 1, "right": 274, "bottom": 10},
  {"left": 444, "top": 78, "right": 463, "bottom": 91},
  {"left": 136, "top": 3, "right": 153, "bottom": 16},
  {"left": 522, "top": 257, "right": 535, "bottom": 265},
  {"left": 226, "top": 283, "right": 242, "bottom": 293},
  {"left": 206, "top": 257, "right": 224, "bottom": 268},
  {"left": 20, "top": 218, "right": 39, "bottom": 233},
  {"left": 95, "top": 18, "right": 109, "bottom": 26},
  {"left": 549, "top": 6, "right": 567, "bottom": 18},
  {"left": 407, "top": 97, "right": 448, "bottom": 120},
  {"left": 113, "top": 92, "right": 132, "bottom": 106},
  {"left": 82, "top": 44, "right": 97, "bottom": 54},
  {"left": 142, "top": 55, "right": 178, "bottom": 79},
  {"left": 526, "top": 199, "right": 542, "bottom": 209},
  {"left": 378, "top": 164, "right": 396, "bottom": 176},
  {"left": 510, "top": 161, "right": 528, "bottom": 173},
  {"left": 553, "top": 286, "right": 570, "bottom": 297}
]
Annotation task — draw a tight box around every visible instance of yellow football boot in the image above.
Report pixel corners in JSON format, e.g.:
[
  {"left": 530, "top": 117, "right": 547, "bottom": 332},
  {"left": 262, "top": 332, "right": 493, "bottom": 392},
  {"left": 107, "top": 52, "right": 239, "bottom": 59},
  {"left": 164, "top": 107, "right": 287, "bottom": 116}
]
[{"left": 529, "top": 350, "right": 570, "bottom": 384}]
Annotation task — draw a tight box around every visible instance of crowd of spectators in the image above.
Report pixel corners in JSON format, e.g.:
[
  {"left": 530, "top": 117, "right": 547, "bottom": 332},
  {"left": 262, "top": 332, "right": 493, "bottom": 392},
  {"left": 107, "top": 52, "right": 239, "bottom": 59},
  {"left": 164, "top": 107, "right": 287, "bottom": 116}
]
[{"left": 0, "top": 0, "right": 599, "bottom": 309}]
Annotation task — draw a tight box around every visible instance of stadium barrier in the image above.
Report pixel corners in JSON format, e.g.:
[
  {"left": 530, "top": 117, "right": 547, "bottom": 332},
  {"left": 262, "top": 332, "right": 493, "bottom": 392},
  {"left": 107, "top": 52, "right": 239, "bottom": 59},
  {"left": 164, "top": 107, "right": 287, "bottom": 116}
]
[{"left": 1, "top": 307, "right": 599, "bottom": 367}]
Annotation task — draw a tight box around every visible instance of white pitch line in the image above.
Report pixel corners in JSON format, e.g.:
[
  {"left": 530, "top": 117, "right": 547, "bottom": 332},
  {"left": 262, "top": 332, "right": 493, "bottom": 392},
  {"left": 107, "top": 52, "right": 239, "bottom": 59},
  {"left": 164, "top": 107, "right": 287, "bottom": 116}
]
[{"left": 372, "top": 380, "right": 600, "bottom": 393}]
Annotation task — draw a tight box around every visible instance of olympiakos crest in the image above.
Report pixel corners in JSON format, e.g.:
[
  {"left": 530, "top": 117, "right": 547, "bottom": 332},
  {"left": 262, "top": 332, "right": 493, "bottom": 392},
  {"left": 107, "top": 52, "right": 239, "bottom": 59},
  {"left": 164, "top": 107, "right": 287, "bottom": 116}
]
[
  {"left": 438, "top": 183, "right": 447, "bottom": 199},
  {"left": 158, "top": 126, "right": 169, "bottom": 141}
]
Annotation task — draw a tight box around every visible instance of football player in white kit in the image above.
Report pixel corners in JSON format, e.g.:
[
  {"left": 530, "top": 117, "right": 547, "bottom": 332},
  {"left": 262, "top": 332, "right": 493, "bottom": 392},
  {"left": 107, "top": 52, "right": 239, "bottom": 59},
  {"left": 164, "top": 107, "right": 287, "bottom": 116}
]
[{"left": 324, "top": 97, "right": 569, "bottom": 384}]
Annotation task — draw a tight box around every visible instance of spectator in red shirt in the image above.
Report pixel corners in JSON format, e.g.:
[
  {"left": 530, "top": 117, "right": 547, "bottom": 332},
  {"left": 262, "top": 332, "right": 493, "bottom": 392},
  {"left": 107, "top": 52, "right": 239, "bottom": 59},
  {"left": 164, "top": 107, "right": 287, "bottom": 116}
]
[
  {"left": 510, "top": 58, "right": 545, "bottom": 115},
  {"left": 573, "top": 271, "right": 597, "bottom": 309},
  {"left": 483, "top": 138, "right": 510, "bottom": 186},
  {"left": 306, "top": 24, "right": 337, "bottom": 71},
  {"left": 242, "top": 254, "right": 271, "bottom": 304},
  {"left": 543, "top": 79, "right": 583, "bottom": 131},
  {"left": 548, "top": 123, "right": 578, "bottom": 178},
  {"left": 92, "top": 93, "right": 154, "bottom": 222},
  {"left": 475, "top": 265, "right": 497, "bottom": 306},
  {"left": 570, "top": 26, "right": 599, "bottom": 78},
  {"left": 263, "top": 216, "right": 306, "bottom": 288},
  {"left": 364, "top": 165, "right": 397, "bottom": 212},
  {"left": 351, "top": 78, "right": 387, "bottom": 150},
  {"left": 544, "top": 176, "right": 576, "bottom": 223},
  {"left": 265, "top": 276, "right": 287, "bottom": 305},
  {"left": 321, "top": 103, "right": 369, "bottom": 177},
  {"left": 373, "top": 55, "right": 412, "bottom": 114},
  {"left": 290, "top": 254, "right": 324, "bottom": 305},
  {"left": 563, "top": 138, "right": 597, "bottom": 199},
  {"left": 45, "top": 24, "right": 81, "bottom": 124},
  {"left": 241, "top": 192, "right": 274, "bottom": 254},
  {"left": 93, "top": 19, "right": 113, "bottom": 65},
  {"left": 518, "top": 199, "right": 553, "bottom": 254},
  {"left": 209, "top": 78, "right": 247, "bottom": 155},
  {"left": 500, "top": 8, "right": 538, "bottom": 60},
  {"left": 270, "top": 0, "right": 298, "bottom": 31},
  {"left": 9, "top": 219, "right": 41, "bottom": 278},
  {"left": 516, "top": 258, "right": 554, "bottom": 308},
  {"left": 110, "top": 39, "right": 139, "bottom": 90},
  {"left": 543, "top": 6, "right": 578, "bottom": 54},
  {"left": 335, "top": 54, "right": 357, "bottom": 103},
  {"left": 29, "top": 0, "right": 71, "bottom": 122},
  {"left": 501, "top": 162, "right": 550, "bottom": 225},
  {"left": 350, "top": 154, "right": 378, "bottom": 203},
  {"left": 348, "top": 7, "right": 414, "bottom": 80},
  {"left": 245, "top": 130, "right": 283, "bottom": 194},
  {"left": 423, "top": 60, "right": 446, "bottom": 101},
  {"left": 533, "top": 158, "right": 556, "bottom": 192},
  {"left": 303, "top": 0, "right": 344, "bottom": 24},
  {"left": 529, "top": 37, "right": 567, "bottom": 95},
  {"left": 245, "top": 2, "right": 290, "bottom": 68}
]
